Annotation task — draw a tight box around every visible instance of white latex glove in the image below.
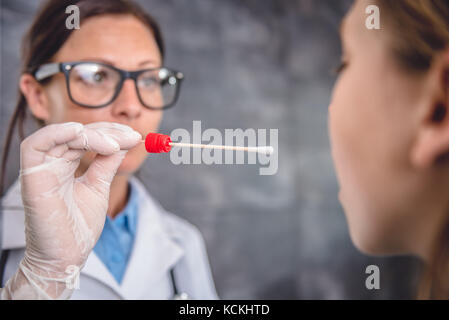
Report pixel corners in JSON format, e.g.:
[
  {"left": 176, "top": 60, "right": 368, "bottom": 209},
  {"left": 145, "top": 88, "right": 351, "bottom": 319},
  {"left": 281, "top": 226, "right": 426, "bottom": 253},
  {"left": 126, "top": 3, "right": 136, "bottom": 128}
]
[{"left": 0, "top": 122, "right": 142, "bottom": 299}]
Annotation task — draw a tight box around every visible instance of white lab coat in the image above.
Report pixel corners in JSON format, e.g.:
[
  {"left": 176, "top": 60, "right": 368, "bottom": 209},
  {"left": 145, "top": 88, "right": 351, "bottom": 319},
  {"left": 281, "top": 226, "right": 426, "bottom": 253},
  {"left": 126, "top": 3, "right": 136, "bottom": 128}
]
[{"left": 1, "top": 176, "right": 218, "bottom": 299}]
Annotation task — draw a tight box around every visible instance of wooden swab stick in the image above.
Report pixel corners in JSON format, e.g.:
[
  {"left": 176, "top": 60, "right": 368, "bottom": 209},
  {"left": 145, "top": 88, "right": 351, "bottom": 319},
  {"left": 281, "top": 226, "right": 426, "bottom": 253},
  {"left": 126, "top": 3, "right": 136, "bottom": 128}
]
[
  {"left": 140, "top": 133, "right": 274, "bottom": 155},
  {"left": 169, "top": 142, "right": 274, "bottom": 155}
]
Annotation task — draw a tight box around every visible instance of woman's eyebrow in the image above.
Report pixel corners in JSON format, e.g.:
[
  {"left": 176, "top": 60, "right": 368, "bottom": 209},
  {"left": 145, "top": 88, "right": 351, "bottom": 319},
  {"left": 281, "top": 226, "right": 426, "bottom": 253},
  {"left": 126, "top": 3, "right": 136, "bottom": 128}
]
[
  {"left": 138, "top": 59, "right": 159, "bottom": 67},
  {"left": 78, "top": 57, "right": 114, "bottom": 64},
  {"left": 76, "top": 58, "right": 159, "bottom": 67}
]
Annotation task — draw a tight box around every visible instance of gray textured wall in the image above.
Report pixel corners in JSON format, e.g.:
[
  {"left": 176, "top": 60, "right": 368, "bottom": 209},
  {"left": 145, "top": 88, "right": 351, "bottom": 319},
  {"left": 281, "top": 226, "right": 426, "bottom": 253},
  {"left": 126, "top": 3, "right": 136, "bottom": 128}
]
[{"left": 1, "top": 0, "right": 421, "bottom": 299}]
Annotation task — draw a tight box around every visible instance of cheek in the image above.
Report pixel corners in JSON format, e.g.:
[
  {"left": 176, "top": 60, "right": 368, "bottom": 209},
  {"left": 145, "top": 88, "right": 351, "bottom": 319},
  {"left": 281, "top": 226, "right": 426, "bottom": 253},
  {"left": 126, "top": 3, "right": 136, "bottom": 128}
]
[
  {"left": 329, "top": 59, "right": 423, "bottom": 255},
  {"left": 329, "top": 75, "right": 373, "bottom": 203},
  {"left": 329, "top": 71, "right": 402, "bottom": 253},
  {"left": 46, "top": 78, "right": 100, "bottom": 124},
  {"left": 134, "top": 109, "right": 163, "bottom": 138},
  {"left": 46, "top": 79, "right": 72, "bottom": 123}
]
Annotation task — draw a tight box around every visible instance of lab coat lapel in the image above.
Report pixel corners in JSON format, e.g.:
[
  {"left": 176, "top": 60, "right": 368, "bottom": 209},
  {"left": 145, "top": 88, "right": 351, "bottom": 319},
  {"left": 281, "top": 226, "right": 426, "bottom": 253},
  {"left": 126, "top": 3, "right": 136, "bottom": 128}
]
[
  {"left": 1, "top": 180, "right": 26, "bottom": 250},
  {"left": 81, "top": 250, "right": 124, "bottom": 298},
  {"left": 119, "top": 177, "right": 184, "bottom": 299}
]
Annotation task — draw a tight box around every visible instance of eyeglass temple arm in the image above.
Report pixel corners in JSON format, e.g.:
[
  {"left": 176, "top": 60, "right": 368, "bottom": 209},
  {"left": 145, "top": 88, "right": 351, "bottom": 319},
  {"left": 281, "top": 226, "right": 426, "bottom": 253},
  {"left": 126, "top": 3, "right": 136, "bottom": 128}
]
[{"left": 34, "top": 63, "right": 61, "bottom": 81}]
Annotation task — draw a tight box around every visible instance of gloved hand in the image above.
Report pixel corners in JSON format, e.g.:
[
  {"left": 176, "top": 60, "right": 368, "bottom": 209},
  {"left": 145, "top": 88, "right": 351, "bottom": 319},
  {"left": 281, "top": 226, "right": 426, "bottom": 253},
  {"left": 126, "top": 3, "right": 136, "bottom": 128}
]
[{"left": 0, "top": 122, "right": 142, "bottom": 299}]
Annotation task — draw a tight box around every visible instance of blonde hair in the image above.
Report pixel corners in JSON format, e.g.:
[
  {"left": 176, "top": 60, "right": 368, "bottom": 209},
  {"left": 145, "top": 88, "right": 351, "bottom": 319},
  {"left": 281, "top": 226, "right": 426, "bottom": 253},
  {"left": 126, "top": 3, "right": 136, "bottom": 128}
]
[{"left": 377, "top": 0, "right": 449, "bottom": 299}]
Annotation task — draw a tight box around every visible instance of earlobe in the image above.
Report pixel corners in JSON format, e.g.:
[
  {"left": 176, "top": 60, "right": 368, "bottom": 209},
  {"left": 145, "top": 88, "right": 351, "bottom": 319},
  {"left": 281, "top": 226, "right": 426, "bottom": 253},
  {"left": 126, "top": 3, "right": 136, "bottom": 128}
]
[{"left": 19, "top": 73, "right": 50, "bottom": 121}]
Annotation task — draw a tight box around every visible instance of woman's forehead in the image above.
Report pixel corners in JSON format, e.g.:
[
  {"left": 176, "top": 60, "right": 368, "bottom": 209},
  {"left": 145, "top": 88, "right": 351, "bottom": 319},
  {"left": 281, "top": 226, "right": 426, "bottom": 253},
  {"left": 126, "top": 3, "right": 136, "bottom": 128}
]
[{"left": 54, "top": 14, "right": 162, "bottom": 68}]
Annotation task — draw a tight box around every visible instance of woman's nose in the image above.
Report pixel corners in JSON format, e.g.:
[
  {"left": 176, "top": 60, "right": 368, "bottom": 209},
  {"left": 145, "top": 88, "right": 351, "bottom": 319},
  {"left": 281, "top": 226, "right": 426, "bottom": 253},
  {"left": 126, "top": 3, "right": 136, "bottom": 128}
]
[{"left": 110, "top": 80, "right": 142, "bottom": 119}]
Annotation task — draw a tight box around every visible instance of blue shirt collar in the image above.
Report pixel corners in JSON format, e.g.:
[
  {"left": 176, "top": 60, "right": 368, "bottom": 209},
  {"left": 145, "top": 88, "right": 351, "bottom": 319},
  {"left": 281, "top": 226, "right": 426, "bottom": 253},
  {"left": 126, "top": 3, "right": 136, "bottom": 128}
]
[{"left": 108, "top": 182, "right": 139, "bottom": 235}]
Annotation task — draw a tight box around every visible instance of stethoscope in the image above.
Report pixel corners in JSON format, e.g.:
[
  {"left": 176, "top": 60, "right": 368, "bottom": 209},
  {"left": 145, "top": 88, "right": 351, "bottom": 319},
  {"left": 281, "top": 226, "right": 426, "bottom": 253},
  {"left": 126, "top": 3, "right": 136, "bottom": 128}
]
[
  {"left": 0, "top": 249, "right": 8, "bottom": 288},
  {"left": 169, "top": 267, "right": 189, "bottom": 300},
  {"left": 0, "top": 249, "right": 189, "bottom": 300}
]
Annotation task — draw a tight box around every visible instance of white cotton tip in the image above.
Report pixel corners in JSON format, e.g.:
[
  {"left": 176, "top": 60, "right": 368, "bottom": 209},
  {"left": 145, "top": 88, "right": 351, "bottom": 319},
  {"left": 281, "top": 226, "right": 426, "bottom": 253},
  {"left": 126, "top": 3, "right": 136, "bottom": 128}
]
[{"left": 257, "top": 146, "right": 274, "bottom": 155}]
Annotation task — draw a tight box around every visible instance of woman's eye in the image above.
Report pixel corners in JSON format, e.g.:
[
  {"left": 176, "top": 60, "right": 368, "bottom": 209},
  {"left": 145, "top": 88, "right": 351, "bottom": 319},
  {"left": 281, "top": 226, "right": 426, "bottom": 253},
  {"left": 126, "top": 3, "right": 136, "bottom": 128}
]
[
  {"left": 76, "top": 71, "right": 108, "bottom": 85},
  {"left": 140, "top": 76, "right": 158, "bottom": 87},
  {"left": 92, "top": 71, "right": 107, "bottom": 83}
]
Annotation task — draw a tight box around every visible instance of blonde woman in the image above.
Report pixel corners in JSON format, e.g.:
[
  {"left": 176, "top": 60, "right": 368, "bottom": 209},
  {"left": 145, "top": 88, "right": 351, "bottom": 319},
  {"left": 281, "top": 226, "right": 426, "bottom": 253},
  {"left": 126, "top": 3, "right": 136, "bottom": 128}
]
[{"left": 330, "top": 0, "right": 449, "bottom": 299}]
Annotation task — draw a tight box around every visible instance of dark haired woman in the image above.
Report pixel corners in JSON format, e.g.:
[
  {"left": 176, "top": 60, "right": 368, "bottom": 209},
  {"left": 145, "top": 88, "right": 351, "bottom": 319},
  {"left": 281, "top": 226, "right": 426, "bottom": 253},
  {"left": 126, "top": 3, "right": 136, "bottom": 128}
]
[{"left": 0, "top": 0, "right": 217, "bottom": 299}]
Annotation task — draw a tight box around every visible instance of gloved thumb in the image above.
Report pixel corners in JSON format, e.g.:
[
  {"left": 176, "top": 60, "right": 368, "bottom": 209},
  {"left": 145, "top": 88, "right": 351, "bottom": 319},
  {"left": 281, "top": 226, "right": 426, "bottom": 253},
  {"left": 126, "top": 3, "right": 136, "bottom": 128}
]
[{"left": 81, "top": 150, "right": 129, "bottom": 194}]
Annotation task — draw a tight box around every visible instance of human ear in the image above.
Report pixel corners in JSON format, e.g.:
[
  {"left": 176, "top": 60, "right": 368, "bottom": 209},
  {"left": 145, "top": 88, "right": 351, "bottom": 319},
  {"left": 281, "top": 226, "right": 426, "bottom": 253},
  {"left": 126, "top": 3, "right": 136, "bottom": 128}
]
[
  {"left": 19, "top": 73, "right": 51, "bottom": 122},
  {"left": 411, "top": 51, "right": 449, "bottom": 168}
]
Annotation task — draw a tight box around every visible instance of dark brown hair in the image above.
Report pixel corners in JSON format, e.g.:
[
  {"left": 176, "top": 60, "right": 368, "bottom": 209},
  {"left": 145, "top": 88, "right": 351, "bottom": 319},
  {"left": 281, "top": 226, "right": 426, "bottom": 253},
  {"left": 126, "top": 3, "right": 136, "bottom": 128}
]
[
  {"left": 0, "top": 0, "right": 165, "bottom": 197},
  {"left": 376, "top": 0, "right": 449, "bottom": 299}
]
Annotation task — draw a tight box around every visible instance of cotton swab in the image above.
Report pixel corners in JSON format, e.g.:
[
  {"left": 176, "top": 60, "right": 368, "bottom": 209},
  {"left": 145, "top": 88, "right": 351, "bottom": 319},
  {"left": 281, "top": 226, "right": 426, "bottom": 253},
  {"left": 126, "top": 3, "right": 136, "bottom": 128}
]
[{"left": 142, "top": 133, "right": 274, "bottom": 156}]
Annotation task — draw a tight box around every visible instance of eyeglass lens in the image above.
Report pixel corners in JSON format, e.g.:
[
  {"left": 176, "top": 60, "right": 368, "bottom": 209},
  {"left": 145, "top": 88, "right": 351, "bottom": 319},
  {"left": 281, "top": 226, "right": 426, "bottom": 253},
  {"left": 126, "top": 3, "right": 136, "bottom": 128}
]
[{"left": 68, "top": 63, "right": 178, "bottom": 109}]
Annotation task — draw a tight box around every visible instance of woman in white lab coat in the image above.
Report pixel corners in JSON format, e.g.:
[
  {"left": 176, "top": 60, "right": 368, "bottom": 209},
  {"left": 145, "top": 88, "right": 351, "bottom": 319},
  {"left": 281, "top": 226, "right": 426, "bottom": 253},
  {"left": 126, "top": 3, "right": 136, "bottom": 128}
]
[{"left": 0, "top": 0, "right": 217, "bottom": 299}]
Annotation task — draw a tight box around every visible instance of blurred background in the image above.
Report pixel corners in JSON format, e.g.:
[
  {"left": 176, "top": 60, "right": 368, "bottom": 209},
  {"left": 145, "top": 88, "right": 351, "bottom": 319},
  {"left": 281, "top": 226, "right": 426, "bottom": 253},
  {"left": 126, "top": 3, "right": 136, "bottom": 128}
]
[{"left": 0, "top": 0, "right": 422, "bottom": 299}]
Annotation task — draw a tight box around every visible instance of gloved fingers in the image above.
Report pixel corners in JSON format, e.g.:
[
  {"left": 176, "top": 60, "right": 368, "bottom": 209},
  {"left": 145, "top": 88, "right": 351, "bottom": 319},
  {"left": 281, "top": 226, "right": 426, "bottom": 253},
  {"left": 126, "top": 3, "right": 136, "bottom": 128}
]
[
  {"left": 46, "top": 144, "right": 68, "bottom": 158},
  {"left": 80, "top": 150, "right": 128, "bottom": 194},
  {"left": 66, "top": 122, "right": 142, "bottom": 155},
  {"left": 21, "top": 122, "right": 84, "bottom": 170},
  {"left": 84, "top": 122, "right": 143, "bottom": 148},
  {"left": 61, "top": 149, "right": 85, "bottom": 162}
]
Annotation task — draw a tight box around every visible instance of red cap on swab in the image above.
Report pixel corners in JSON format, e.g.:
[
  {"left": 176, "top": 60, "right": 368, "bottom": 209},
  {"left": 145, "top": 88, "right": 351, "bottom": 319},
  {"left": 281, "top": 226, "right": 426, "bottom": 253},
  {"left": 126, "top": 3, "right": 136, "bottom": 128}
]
[{"left": 145, "top": 133, "right": 172, "bottom": 153}]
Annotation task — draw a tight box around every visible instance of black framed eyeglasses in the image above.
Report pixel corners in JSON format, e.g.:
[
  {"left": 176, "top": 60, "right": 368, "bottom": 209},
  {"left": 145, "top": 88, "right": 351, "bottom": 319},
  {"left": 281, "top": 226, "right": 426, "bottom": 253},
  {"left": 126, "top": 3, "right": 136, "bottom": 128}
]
[{"left": 32, "top": 61, "right": 184, "bottom": 110}]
